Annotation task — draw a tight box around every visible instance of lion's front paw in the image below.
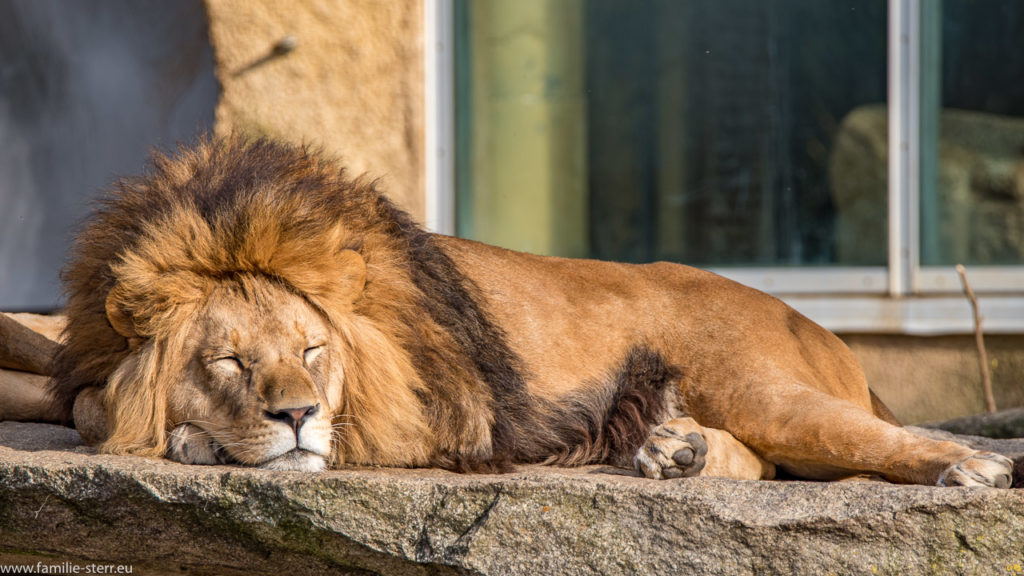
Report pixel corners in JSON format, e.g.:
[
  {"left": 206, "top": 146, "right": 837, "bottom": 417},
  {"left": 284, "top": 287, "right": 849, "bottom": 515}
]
[
  {"left": 938, "top": 452, "right": 1013, "bottom": 488},
  {"left": 634, "top": 422, "right": 708, "bottom": 479},
  {"left": 167, "top": 424, "right": 226, "bottom": 465}
]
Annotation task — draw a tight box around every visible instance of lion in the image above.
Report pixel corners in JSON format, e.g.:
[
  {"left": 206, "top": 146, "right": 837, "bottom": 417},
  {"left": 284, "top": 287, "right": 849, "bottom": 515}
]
[{"left": 6, "top": 137, "right": 1012, "bottom": 487}]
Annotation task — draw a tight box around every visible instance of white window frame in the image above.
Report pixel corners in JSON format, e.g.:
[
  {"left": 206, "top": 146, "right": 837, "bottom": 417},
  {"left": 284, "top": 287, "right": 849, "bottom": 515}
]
[
  {"left": 425, "top": 0, "right": 1024, "bottom": 335},
  {"left": 425, "top": 0, "right": 456, "bottom": 236}
]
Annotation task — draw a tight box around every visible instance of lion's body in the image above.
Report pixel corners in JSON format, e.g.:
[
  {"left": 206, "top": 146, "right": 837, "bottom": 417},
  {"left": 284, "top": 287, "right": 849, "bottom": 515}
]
[
  {"left": 436, "top": 238, "right": 886, "bottom": 477},
  {"left": 21, "top": 137, "right": 1011, "bottom": 486}
]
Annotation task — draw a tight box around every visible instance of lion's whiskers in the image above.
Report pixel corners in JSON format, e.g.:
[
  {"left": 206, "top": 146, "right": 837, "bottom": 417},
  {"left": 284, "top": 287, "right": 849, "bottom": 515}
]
[
  {"left": 330, "top": 429, "right": 356, "bottom": 455},
  {"left": 174, "top": 419, "right": 221, "bottom": 431}
]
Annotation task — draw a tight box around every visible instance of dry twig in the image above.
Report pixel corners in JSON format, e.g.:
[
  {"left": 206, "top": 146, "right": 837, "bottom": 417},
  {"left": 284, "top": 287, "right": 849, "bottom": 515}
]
[{"left": 956, "top": 264, "right": 996, "bottom": 413}]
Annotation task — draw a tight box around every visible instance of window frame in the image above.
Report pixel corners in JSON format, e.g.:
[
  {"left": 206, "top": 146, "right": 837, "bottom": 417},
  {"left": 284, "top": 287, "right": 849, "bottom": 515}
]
[{"left": 425, "top": 0, "right": 1024, "bottom": 335}]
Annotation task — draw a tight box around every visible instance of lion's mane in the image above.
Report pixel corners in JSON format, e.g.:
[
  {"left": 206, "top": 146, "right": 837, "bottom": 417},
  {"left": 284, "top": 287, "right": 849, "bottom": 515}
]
[{"left": 52, "top": 137, "right": 678, "bottom": 471}]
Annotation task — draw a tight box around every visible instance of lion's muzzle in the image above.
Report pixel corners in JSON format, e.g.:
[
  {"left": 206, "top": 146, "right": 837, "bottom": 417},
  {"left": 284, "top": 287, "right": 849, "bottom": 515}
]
[{"left": 264, "top": 403, "right": 320, "bottom": 435}]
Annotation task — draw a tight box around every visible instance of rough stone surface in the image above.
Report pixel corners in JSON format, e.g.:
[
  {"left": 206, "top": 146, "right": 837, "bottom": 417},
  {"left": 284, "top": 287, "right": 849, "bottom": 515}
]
[
  {"left": 924, "top": 408, "right": 1024, "bottom": 440},
  {"left": 3, "top": 422, "right": 1024, "bottom": 575},
  {"left": 203, "top": 0, "right": 425, "bottom": 221}
]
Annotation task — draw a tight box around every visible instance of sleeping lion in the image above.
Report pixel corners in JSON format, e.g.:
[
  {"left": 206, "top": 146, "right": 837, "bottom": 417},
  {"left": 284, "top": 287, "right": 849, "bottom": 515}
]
[{"left": 9, "top": 137, "right": 1013, "bottom": 487}]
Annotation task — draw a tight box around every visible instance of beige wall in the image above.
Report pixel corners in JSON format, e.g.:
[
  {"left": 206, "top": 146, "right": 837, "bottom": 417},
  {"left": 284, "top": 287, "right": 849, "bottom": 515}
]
[
  {"left": 203, "top": 0, "right": 425, "bottom": 221},
  {"left": 842, "top": 334, "right": 1024, "bottom": 424}
]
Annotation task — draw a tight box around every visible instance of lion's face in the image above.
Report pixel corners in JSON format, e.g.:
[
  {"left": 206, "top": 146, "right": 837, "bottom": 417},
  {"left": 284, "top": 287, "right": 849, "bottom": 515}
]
[{"left": 164, "top": 278, "right": 340, "bottom": 472}]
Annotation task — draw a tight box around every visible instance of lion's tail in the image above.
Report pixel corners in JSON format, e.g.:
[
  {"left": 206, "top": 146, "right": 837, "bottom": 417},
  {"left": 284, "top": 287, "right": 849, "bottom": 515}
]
[{"left": 870, "top": 389, "right": 901, "bottom": 426}]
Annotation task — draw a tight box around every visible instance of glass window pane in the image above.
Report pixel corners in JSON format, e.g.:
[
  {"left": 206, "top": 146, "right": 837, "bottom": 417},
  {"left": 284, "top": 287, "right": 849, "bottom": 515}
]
[
  {"left": 920, "top": 0, "right": 1024, "bottom": 266},
  {"left": 455, "top": 0, "right": 888, "bottom": 266}
]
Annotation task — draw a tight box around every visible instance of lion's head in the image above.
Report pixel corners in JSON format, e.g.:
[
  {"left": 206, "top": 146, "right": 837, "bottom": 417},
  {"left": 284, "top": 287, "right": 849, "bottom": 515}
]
[
  {"left": 52, "top": 137, "right": 439, "bottom": 471},
  {"left": 125, "top": 275, "right": 339, "bottom": 472}
]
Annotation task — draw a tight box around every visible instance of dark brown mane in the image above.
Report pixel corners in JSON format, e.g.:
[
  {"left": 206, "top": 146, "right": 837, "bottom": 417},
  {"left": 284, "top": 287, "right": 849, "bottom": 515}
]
[
  {"left": 52, "top": 136, "right": 675, "bottom": 470},
  {"left": 50, "top": 136, "right": 537, "bottom": 468},
  {"left": 377, "top": 202, "right": 535, "bottom": 470},
  {"left": 52, "top": 137, "right": 375, "bottom": 419}
]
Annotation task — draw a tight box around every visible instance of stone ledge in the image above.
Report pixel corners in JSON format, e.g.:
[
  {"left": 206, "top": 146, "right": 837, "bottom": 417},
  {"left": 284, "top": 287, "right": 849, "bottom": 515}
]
[
  {"left": 925, "top": 408, "right": 1024, "bottom": 440},
  {"left": 1, "top": 422, "right": 1024, "bottom": 575}
]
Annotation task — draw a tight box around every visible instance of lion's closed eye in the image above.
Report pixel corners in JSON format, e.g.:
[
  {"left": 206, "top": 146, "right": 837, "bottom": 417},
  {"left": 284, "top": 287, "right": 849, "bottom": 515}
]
[
  {"left": 303, "top": 345, "right": 324, "bottom": 365},
  {"left": 211, "top": 356, "right": 244, "bottom": 374}
]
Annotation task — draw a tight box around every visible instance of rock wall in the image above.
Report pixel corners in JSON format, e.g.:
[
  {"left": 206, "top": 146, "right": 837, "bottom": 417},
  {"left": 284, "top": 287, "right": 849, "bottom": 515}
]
[
  {"left": 203, "top": 0, "right": 425, "bottom": 221},
  {"left": 2, "top": 422, "right": 1024, "bottom": 575}
]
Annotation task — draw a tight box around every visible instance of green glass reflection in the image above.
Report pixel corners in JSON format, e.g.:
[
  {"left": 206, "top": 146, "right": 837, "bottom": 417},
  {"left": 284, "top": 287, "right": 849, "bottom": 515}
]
[
  {"left": 920, "top": 0, "right": 1024, "bottom": 266},
  {"left": 456, "top": 0, "right": 889, "bottom": 266}
]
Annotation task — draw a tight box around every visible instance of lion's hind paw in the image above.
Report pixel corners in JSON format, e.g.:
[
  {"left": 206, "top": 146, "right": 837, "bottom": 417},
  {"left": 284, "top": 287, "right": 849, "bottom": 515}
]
[
  {"left": 938, "top": 452, "right": 1013, "bottom": 488},
  {"left": 634, "top": 422, "right": 708, "bottom": 480}
]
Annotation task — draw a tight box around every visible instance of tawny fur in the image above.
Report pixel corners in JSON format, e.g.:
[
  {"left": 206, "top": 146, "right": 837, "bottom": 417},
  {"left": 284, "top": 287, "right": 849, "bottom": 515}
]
[
  {"left": 39, "top": 136, "right": 1013, "bottom": 487},
  {"left": 52, "top": 138, "right": 462, "bottom": 466}
]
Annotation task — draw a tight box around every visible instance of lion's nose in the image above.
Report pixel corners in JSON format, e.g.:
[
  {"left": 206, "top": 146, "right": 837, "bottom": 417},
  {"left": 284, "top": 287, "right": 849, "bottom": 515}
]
[{"left": 265, "top": 403, "right": 319, "bottom": 434}]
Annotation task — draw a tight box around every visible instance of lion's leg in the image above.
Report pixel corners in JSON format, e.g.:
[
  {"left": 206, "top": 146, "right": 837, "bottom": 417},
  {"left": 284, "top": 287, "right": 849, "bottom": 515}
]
[
  {"left": 72, "top": 386, "right": 109, "bottom": 446},
  {"left": 634, "top": 417, "right": 776, "bottom": 480},
  {"left": 73, "top": 386, "right": 224, "bottom": 464},
  {"left": 0, "top": 369, "right": 60, "bottom": 422},
  {"left": 715, "top": 383, "right": 1012, "bottom": 488}
]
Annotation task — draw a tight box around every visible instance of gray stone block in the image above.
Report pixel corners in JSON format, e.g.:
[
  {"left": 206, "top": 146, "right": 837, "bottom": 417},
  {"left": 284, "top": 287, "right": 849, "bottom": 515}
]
[{"left": 2, "top": 421, "right": 1023, "bottom": 575}]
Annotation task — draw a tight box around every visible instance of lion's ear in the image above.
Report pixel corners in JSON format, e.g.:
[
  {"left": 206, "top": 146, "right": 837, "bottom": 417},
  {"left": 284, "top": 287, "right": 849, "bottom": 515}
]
[
  {"left": 335, "top": 249, "right": 367, "bottom": 305},
  {"left": 105, "top": 290, "right": 143, "bottom": 348}
]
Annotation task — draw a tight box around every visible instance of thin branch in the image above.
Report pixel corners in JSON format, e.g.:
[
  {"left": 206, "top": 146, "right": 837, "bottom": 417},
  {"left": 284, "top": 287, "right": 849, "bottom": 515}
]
[{"left": 956, "top": 264, "right": 996, "bottom": 413}]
